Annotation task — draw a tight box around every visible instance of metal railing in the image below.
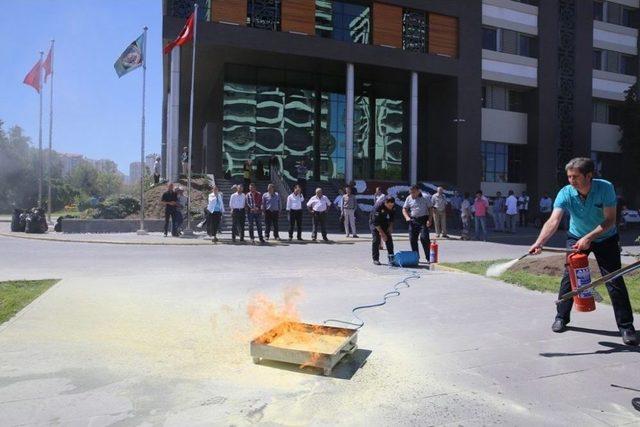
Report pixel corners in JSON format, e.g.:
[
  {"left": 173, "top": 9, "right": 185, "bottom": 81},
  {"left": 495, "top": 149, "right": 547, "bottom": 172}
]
[{"left": 270, "top": 165, "right": 290, "bottom": 199}]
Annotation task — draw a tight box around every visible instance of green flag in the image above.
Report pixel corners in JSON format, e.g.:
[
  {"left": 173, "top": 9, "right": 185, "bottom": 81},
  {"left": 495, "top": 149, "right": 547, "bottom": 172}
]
[{"left": 114, "top": 32, "right": 145, "bottom": 78}]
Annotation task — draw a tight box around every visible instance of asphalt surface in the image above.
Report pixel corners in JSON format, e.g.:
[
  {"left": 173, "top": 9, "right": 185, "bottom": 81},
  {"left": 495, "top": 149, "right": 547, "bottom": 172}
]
[{"left": 0, "top": 232, "right": 640, "bottom": 425}]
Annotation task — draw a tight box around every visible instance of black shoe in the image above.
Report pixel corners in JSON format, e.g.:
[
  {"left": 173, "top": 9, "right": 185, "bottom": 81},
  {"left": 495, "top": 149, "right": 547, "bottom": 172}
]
[
  {"left": 323, "top": 237, "right": 329, "bottom": 242},
  {"left": 352, "top": 235, "right": 359, "bottom": 238},
  {"left": 259, "top": 238, "right": 266, "bottom": 243},
  {"left": 297, "top": 237, "right": 303, "bottom": 241},
  {"left": 552, "top": 319, "right": 567, "bottom": 333},
  {"left": 164, "top": 232, "right": 168, "bottom": 237},
  {"left": 620, "top": 327, "right": 639, "bottom": 346},
  {"left": 289, "top": 237, "right": 293, "bottom": 242},
  {"left": 373, "top": 260, "right": 381, "bottom": 265}
]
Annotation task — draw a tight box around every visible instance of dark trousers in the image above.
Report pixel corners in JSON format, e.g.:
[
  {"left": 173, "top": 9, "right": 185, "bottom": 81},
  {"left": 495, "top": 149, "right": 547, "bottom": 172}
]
[
  {"left": 519, "top": 209, "right": 528, "bottom": 227},
  {"left": 372, "top": 227, "right": 394, "bottom": 261},
  {"left": 247, "top": 211, "right": 263, "bottom": 240},
  {"left": 154, "top": 173, "right": 160, "bottom": 184},
  {"left": 207, "top": 212, "right": 221, "bottom": 237},
  {"left": 556, "top": 234, "right": 634, "bottom": 329},
  {"left": 311, "top": 211, "right": 327, "bottom": 239},
  {"left": 264, "top": 210, "right": 280, "bottom": 239},
  {"left": 289, "top": 210, "right": 302, "bottom": 239},
  {"left": 408, "top": 216, "right": 430, "bottom": 259},
  {"left": 231, "top": 209, "right": 245, "bottom": 240},
  {"left": 164, "top": 209, "right": 177, "bottom": 236},
  {"left": 243, "top": 178, "right": 251, "bottom": 192}
]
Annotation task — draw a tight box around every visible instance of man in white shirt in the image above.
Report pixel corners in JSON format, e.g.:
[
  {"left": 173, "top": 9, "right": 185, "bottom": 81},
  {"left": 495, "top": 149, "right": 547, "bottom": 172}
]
[
  {"left": 505, "top": 190, "right": 519, "bottom": 234},
  {"left": 518, "top": 191, "right": 531, "bottom": 227},
  {"left": 307, "top": 187, "right": 331, "bottom": 242},
  {"left": 229, "top": 184, "right": 247, "bottom": 242},
  {"left": 538, "top": 192, "right": 553, "bottom": 227},
  {"left": 286, "top": 184, "right": 305, "bottom": 241},
  {"left": 431, "top": 186, "right": 449, "bottom": 238}
]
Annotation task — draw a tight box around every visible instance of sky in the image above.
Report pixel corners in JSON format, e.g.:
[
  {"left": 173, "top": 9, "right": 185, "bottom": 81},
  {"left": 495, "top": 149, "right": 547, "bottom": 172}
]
[{"left": 0, "top": 0, "right": 163, "bottom": 175}]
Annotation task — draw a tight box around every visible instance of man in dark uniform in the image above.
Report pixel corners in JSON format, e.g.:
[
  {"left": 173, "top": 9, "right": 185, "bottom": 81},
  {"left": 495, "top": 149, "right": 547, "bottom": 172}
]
[
  {"left": 161, "top": 182, "right": 178, "bottom": 237},
  {"left": 371, "top": 196, "right": 396, "bottom": 265},
  {"left": 529, "top": 157, "right": 637, "bottom": 346}
]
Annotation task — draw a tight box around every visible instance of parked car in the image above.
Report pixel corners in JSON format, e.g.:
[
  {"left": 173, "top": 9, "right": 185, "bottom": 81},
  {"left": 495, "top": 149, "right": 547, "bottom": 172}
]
[{"left": 621, "top": 208, "right": 640, "bottom": 229}]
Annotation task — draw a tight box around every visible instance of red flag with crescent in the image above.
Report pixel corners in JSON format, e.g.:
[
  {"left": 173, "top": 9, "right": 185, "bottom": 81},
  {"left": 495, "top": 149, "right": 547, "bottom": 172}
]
[
  {"left": 23, "top": 58, "right": 42, "bottom": 93},
  {"left": 164, "top": 13, "right": 194, "bottom": 54}
]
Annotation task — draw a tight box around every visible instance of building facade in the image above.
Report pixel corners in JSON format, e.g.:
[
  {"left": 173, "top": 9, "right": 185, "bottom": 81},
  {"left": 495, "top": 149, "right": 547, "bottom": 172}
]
[{"left": 162, "top": 0, "right": 638, "bottom": 200}]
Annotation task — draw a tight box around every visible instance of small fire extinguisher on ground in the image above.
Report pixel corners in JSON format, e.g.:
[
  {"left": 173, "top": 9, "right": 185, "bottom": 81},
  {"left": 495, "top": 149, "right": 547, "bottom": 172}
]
[
  {"left": 430, "top": 241, "right": 439, "bottom": 264},
  {"left": 567, "top": 252, "right": 596, "bottom": 312}
]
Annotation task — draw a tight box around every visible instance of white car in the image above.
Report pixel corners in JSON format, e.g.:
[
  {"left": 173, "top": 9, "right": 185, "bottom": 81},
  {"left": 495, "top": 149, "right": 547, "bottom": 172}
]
[{"left": 622, "top": 209, "right": 640, "bottom": 225}]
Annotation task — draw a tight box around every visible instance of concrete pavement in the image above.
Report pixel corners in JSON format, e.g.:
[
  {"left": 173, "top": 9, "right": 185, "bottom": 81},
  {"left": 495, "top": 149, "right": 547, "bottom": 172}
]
[{"left": 0, "top": 235, "right": 640, "bottom": 425}]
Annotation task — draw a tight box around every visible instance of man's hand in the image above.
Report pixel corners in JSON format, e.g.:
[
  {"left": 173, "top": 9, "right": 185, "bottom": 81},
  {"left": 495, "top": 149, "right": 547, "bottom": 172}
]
[
  {"left": 528, "top": 243, "right": 543, "bottom": 255},
  {"left": 573, "top": 236, "right": 592, "bottom": 252},
  {"left": 380, "top": 231, "right": 388, "bottom": 242},
  {"left": 426, "top": 219, "right": 432, "bottom": 228}
]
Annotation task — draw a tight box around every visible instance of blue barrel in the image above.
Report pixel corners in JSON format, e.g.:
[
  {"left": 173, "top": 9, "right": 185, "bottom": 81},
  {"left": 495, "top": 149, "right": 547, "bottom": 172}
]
[{"left": 392, "top": 251, "right": 419, "bottom": 267}]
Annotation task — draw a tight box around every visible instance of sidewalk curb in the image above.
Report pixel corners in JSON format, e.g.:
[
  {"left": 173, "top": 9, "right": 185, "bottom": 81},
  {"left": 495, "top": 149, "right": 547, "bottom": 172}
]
[{"left": 0, "top": 231, "right": 412, "bottom": 246}]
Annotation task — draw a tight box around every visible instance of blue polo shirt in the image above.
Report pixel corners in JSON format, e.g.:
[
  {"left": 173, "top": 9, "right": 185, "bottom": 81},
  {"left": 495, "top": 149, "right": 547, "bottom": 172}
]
[{"left": 553, "top": 179, "right": 617, "bottom": 242}]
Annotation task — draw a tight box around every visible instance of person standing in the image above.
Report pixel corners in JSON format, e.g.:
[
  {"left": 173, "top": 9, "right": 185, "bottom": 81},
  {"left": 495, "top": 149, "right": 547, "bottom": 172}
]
[
  {"left": 207, "top": 185, "right": 224, "bottom": 242},
  {"left": 505, "top": 190, "right": 519, "bottom": 233},
  {"left": 175, "top": 187, "right": 188, "bottom": 235},
  {"left": 286, "top": 184, "right": 304, "bottom": 241},
  {"left": 243, "top": 160, "right": 252, "bottom": 192},
  {"left": 307, "top": 187, "right": 331, "bottom": 242},
  {"left": 229, "top": 184, "right": 246, "bottom": 242},
  {"left": 529, "top": 157, "right": 637, "bottom": 345},
  {"left": 371, "top": 196, "right": 396, "bottom": 265},
  {"left": 342, "top": 186, "right": 358, "bottom": 238},
  {"left": 538, "top": 192, "right": 553, "bottom": 227},
  {"left": 518, "top": 191, "right": 530, "bottom": 227},
  {"left": 246, "top": 183, "right": 265, "bottom": 243},
  {"left": 473, "top": 190, "right": 489, "bottom": 241},
  {"left": 450, "top": 191, "right": 463, "bottom": 229},
  {"left": 181, "top": 147, "right": 189, "bottom": 177},
  {"left": 334, "top": 188, "right": 345, "bottom": 219},
  {"left": 296, "top": 160, "right": 308, "bottom": 197},
  {"left": 153, "top": 157, "right": 161, "bottom": 185},
  {"left": 402, "top": 185, "right": 431, "bottom": 262},
  {"left": 373, "top": 187, "right": 386, "bottom": 205},
  {"left": 262, "top": 183, "right": 281, "bottom": 240},
  {"left": 460, "top": 192, "right": 472, "bottom": 240},
  {"left": 493, "top": 191, "right": 506, "bottom": 232},
  {"left": 161, "top": 182, "right": 179, "bottom": 237},
  {"left": 431, "top": 187, "right": 449, "bottom": 238}
]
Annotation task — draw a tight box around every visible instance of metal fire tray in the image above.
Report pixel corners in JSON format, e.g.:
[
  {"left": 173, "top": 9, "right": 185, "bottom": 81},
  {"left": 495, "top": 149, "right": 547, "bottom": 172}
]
[{"left": 250, "top": 322, "right": 358, "bottom": 376}]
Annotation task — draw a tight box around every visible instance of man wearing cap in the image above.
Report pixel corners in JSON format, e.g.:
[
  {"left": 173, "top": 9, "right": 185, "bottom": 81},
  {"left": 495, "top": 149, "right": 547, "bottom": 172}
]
[{"left": 529, "top": 157, "right": 637, "bottom": 346}]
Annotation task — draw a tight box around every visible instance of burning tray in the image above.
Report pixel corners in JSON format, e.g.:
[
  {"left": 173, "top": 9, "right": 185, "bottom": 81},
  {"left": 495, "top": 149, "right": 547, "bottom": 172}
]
[{"left": 250, "top": 322, "right": 358, "bottom": 376}]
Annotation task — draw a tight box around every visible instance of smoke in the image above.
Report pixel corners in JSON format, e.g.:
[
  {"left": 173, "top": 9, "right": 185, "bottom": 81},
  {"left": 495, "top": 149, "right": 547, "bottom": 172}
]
[{"left": 486, "top": 258, "right": 520, "bottom": 278}]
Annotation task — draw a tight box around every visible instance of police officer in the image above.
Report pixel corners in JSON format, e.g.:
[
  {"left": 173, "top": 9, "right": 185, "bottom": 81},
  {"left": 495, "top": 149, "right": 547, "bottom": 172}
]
[
  {"left": 371, "top": 196, "right": 396, "bottom": 265},
  {"left": 529, "top": 157, "right": 637, "bottom": 346},
  {"left": 402, "top": 185, "right": 432, "bottom": 262}
]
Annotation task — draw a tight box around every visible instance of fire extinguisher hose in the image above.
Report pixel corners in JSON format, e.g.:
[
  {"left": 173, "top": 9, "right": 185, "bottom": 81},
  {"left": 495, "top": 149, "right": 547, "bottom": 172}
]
[{"left": 557, "top": 260, "right": 640, "bottom": 304}]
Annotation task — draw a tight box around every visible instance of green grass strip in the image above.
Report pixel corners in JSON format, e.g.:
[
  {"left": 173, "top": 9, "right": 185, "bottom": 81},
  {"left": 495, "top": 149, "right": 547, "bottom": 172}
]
[{"left": 0, "top": 279, "right": 58, "bottom": 324}]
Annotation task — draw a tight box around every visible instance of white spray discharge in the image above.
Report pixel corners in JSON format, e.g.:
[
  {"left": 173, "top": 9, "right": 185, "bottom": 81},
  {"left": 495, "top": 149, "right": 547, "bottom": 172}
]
[{"left": 486, "top": 258, "right": 521, "bottom": 277}]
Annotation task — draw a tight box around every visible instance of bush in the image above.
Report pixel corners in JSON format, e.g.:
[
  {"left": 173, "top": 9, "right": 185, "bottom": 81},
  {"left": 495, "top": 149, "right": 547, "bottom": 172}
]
[{"left": 91, "top": 195, "right": 140, "bottom": 219}]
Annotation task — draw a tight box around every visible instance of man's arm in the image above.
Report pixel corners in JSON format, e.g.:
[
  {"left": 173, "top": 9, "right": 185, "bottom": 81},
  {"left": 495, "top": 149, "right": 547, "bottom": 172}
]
[
  {"left": 529, "top": 208, "right": 564, "bottom": 254},
  {"left": 574, "top": 206, "right": 616, "bottom": 251},
  {"left": 402, "top": 207, "right": 411, "bottom": 221}
]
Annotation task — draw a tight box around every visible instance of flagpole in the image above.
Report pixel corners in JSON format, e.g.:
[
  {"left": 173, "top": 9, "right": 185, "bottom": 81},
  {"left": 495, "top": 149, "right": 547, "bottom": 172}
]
[
  {"left": 38, "top": 51, "right": 44, "bottom": 209},
  {"left": 183, "top": 3, "right": 197, "bottom": 236},
  {"left": 47, "top": 40, "right": 55, "bottom": 223},
  {"left": 137, "top": 27, "right": 149, "bottom": 235}
]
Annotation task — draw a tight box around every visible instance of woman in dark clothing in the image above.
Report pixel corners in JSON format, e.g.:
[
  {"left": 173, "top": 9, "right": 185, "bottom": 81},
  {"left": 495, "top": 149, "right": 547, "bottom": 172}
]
[{"left": 370, "top": 196, "right": 396, "bottom": 265}]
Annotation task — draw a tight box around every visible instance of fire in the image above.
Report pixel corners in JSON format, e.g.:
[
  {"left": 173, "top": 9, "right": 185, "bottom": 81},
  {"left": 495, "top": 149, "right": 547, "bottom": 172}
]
[{"left": 247, "top": 288, "right": 347, "bottom": 370}]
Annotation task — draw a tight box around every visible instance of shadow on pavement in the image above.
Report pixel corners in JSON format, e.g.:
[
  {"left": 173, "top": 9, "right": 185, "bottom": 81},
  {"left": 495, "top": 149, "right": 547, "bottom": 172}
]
[
  {"left": 539, "top": 341, "right": 640, "bottom": 357},
  {"left": 254, "top": 349, "right": 371, "bottom": 380},
  {"left": 565, "top": 326, "right": 621, "bottom": 337}
]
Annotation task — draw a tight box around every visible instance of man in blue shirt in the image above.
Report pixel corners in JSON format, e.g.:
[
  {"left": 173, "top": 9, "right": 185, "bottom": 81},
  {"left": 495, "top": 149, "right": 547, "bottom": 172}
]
[{"left": 529, "top": 157, "right": 636, "bottom": 345}]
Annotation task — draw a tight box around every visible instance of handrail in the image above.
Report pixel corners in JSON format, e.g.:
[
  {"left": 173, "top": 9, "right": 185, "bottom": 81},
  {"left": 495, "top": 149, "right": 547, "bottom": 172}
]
[{"left": 270, "top": 165, "right": 290, "bottom": 198}]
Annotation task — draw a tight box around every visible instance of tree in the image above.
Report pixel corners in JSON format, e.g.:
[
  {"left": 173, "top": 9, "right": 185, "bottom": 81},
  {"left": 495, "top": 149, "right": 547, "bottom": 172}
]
[
  {"left": 0, "top": 122, "right": 38, "bottom": 211},
  {"left": 96, "top": 171, "right": 123, "bottom": 197},
  {"left": 67, "top": 161, "right": 99, "bottom": 197},
  {"left": 619, "top": 83, "right": 640, "bottom": 207}
]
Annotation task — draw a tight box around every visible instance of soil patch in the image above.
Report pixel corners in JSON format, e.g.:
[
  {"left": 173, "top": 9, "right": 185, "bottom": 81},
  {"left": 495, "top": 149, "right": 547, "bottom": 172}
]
[
  {"left": 511, "top": 254, "right": 639, "bottom": 279},
  {"left": 129, "top": 178, "right": 211, "bottom": 220}
]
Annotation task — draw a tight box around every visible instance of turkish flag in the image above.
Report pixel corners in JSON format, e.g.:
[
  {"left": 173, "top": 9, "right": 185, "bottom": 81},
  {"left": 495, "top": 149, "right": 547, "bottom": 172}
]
[
  {"left": 164, "top": 13, "right": 194, "bottom": 54},
  {"left": 43, "top": 47, "right": 53, "bottom": 83},
  {"left": 23, "top": 59, "right": 42, "bottom": 93}
]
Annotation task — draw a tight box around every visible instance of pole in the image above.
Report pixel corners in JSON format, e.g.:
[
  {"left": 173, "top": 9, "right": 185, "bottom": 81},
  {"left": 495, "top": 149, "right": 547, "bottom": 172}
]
[
  {"left": 137, "top": 27, "right": 149, "bottom": 235},
  {"left": 38, "top": 51, "right": 44, "bottom": 209},
  {"left": 183, "top": 3, "right": 197, "bottom": 235},
  {"left": 47, "top": 40, "right": 55, "bottom": 223}
]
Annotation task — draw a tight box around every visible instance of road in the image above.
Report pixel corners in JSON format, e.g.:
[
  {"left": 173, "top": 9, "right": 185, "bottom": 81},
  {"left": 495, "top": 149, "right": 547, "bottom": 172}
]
[{"left": 0, "top": 234, "right": 639, "bottom": 425}]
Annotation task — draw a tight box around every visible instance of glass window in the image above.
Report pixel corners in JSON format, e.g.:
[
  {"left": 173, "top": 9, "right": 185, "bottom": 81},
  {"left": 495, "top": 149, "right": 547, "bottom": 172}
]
[
  {"left": 518, "top": 34, "right": 537, "bottom": 58},
  {"left": 593, "top": 49, "right": 603, "bottom": 70},
  {"left": 594, "top": 0, "right": 604, "bottom": 21},
  {"left": 607, "top": 2, "right": 622, "bottom": 25},
  {"left": 402, "top": 9, "right": 427, "bottom": 53},
  {"left": 606, "top": 50, "right": 620, "bottom": 73},
  {"left": 501, "top": 29, "right": 518, "bottom": 55},
  {"left": 482, "top": 142, "right": 524, "bottom": 183},
  {"left": 622, "top": 7, "right": 637, "bottom": 28},
  {"left": 373, "top": 98, "right": 404, "bottom": 180},
  {"left": 608, "top": 104, "right": 621, "bottom": 125},
  {"left": 507, "top": 145, "right": 523, "bottom": 182},
  {"left": 481, "top": 86, "right": 487, "bottom": 108},
  {"left": 316, "top": 0, "right": 370, "bottom": 44},
  {"left": 621, "top": 54, "right": 637, "bottom": 76},
  {"left": 491, "top": 86, "right": 507, "bottom": 110},
  {"left": 508, "top": 90, "right": 525, "bottom": 113},
  {"left": 592, "top": 101, "right": 608, "bottom": 123},
  {"left": 247, "top": 0, "right": 281, "bottom": 31},
  {"left": 482, "top": 27, "right": 497, "bottom": 51}
]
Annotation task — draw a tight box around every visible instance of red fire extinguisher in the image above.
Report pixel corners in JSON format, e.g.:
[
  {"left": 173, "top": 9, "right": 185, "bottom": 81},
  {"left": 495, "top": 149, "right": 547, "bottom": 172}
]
[
  {"left": 567, "top": 252, "right": 596, "bottom": 312},
  {"left": 430, "top": 241, "right": 439, "bottom": 264}
]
